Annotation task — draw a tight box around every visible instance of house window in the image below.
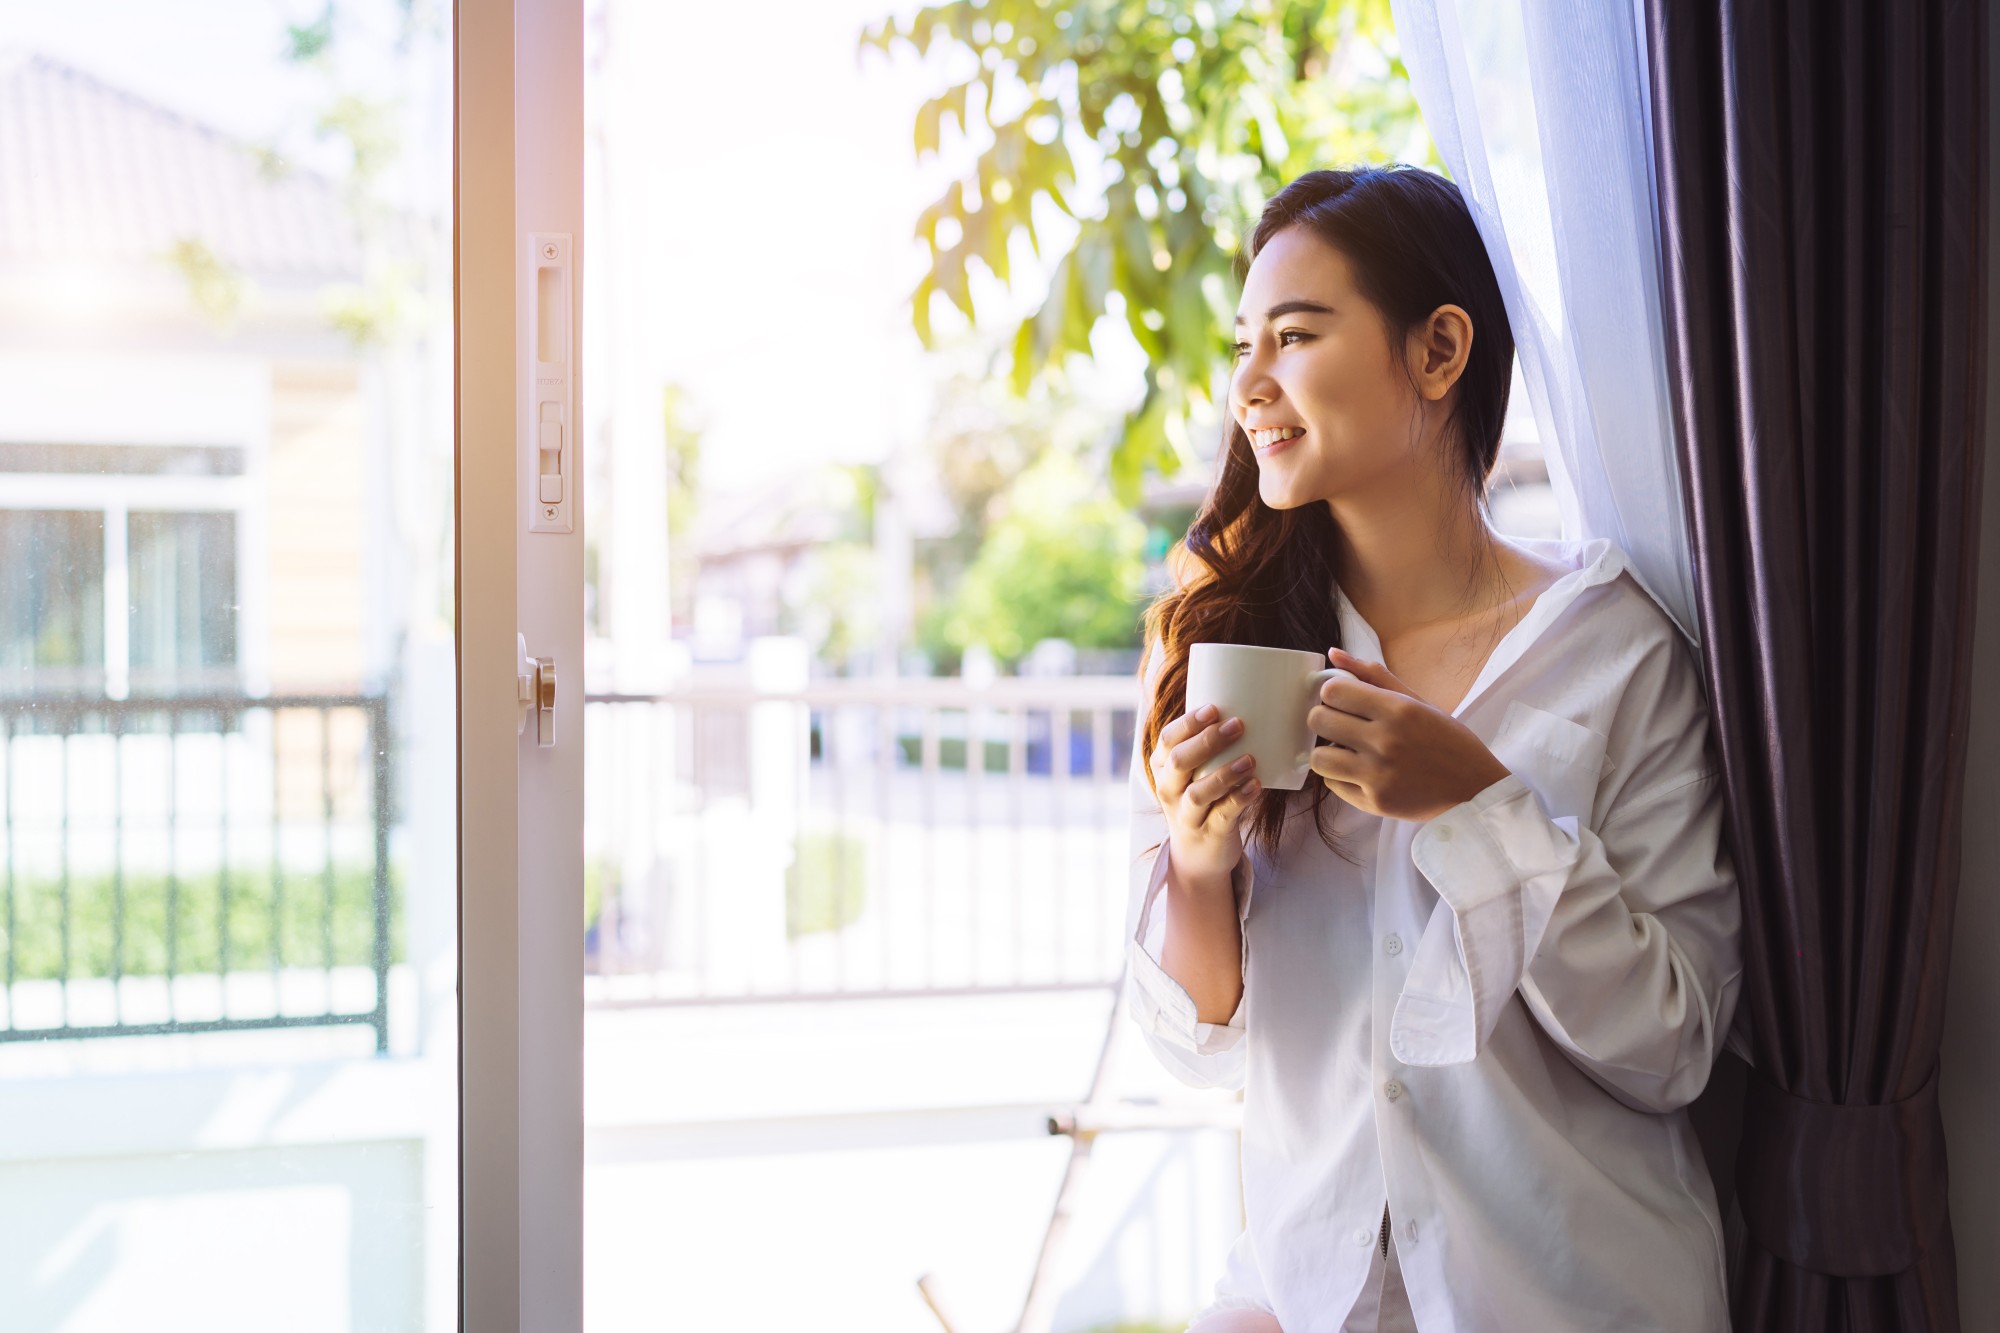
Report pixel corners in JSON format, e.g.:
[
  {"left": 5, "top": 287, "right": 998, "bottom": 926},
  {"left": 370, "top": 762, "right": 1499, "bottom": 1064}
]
[
  {"left": 0, "top": 508, "right": 106, "bottom": 694},
  {"left": 0, "top": 506, "right": 239, "bottom": 696},
  {"left": 128, "top": 510, "right": 238, "bottom": 693}
]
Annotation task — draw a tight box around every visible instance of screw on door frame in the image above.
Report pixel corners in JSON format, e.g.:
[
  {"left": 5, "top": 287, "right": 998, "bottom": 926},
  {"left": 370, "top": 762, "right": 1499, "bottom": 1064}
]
[{"left": 542, "top": 242, "right": 558, "bottom": 259}]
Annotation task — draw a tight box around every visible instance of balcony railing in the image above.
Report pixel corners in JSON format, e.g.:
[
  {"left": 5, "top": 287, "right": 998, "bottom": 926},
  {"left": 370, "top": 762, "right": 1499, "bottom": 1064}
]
[
  {"left": 0, "top": 676, "right": 1144, "bottom": 1039},
  {"left": 0, "top": 693, "right": 393, "bottom": 1049},
  {"left": 583, "top": 676, "right": 1141, "bottom": 1006}
]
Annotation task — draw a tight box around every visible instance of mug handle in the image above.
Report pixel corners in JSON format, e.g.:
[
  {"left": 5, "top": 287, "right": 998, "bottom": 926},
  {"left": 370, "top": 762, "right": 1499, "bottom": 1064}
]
[
  {"left": 1296, "top": 666, "right": 1357, "bottom": 769},
  {"left": 1307, "top": 665, "right": 1357, "bottom": 693}
]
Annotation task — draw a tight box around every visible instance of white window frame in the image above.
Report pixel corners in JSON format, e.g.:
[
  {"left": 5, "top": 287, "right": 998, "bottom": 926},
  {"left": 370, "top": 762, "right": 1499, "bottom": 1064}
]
[
  {"left": 457, "top": 1, "right": 587, "bottom": 1329},
  {"left": 0, "top": 356, "right": 266, "bottom": 699}
]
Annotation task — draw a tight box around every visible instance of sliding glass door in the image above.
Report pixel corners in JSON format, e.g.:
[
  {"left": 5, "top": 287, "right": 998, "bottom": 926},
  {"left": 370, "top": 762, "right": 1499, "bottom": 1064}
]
[
  {"left": 0, "top": 2, "right": 586, "bottom": 1329},
  {"left": 0, "top": 2, "right": 461, "bottom": 1327}
]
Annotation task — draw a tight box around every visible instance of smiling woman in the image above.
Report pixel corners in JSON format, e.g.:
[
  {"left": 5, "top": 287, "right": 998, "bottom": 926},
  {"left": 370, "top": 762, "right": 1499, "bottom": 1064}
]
[
  {"left": 1128, "top": 166, "right": 1740, "bottom": 1333},
  {"left": 1144, "top": 166, "right": 1519, "bottom": 862}
]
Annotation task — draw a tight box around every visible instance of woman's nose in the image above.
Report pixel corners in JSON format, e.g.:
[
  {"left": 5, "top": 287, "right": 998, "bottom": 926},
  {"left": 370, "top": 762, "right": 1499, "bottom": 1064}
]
[{"left": 1232, "top": 361, "right": 1277, "bottom": 414}]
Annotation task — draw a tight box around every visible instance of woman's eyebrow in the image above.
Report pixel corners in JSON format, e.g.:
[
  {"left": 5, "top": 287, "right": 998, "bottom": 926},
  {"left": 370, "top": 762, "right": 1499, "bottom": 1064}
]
[{"left": 1234, "top": 298, "right": 1336, "bottom": 326}]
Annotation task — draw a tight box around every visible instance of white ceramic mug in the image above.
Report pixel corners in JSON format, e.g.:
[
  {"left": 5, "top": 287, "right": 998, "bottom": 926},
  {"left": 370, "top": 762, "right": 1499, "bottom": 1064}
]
[{"left": 1185, "top": 642, "right": 1356, "bottom": 791}]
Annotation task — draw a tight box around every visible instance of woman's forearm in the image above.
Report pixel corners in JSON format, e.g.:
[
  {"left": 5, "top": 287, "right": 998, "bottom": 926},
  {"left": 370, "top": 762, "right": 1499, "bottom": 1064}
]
[{"left": 1160, "top": 856, "right": 1246, "bottom": 1025}]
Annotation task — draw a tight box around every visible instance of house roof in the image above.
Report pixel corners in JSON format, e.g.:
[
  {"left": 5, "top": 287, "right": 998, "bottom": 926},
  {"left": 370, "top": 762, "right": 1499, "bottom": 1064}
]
[{"left": 0, "top": 52, "right": 365, "bottom": 282}]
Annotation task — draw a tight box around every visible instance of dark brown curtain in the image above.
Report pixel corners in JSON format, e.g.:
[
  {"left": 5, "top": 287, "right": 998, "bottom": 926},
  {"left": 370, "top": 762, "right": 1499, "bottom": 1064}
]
[{"left": 1644, "top": 1, "right": 1988, "bottom": 1329}]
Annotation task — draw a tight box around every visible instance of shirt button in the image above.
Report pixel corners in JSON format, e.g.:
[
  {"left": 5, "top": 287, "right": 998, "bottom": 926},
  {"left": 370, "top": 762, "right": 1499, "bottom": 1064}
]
[
  {"left": 1383, "top": 933, "right": 1403, "bottom": 957},
  {"left": 1352, "top": 1227, "right": 1373, "bottom": 1247},
  {"left": 1384, "top": 1080, "right": 1403, "bottom": 1101},
  {"left": 1406, "top": 1220, "right": 1419, "bottom": 1242},
  {"left": 1433, "top": 823, "right": 1455, "bottom": 842}
]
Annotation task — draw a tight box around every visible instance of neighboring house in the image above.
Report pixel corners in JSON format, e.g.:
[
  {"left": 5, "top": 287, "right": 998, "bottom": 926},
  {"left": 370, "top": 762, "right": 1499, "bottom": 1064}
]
[
  {"left": 688, "top": 468, "right": 849, "bottom": 653},
  {"left": 0, "top": 51, "right": 436, "bottom": 702},
  {"left": 686, "top": 457, "right": 956, "bottom": 670}
]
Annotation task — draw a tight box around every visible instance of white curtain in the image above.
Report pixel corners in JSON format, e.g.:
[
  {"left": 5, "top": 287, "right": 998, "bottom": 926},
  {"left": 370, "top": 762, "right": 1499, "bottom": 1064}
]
[{"left": 1390, "top": 0, "right": 1699, "bottom": 646}]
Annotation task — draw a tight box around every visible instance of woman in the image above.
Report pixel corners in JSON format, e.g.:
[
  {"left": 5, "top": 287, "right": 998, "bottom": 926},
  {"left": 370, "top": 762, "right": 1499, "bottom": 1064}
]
[{"left": 1126, "top": 167, "right": 1742, "bottom": 1332}]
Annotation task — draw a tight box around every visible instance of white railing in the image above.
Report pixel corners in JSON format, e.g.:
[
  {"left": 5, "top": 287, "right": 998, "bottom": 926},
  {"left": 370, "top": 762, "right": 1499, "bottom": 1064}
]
[{"left": 582, "top": 676, "right": 1142, "bottom": 1006}]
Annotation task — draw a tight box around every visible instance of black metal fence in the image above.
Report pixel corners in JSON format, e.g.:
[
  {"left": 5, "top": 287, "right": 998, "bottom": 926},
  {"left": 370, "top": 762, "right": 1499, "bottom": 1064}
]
[{"left": 0, "top": 692, "right": 393, "bottom": 1050}]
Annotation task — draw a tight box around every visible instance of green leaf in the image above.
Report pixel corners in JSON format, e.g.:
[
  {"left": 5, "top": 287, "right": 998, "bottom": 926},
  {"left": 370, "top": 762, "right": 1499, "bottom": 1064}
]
[
  {"left": 882, "top": 0, "right": 1432, "bottom": 490},
  {"left": 1010, "top": 317, "right": 1038, "bottom": 394},
  {"left": 916, "top": 83, "right": 969, "bottom": 157},
  {"left": 912, "top": 273, "right": 937, "bottom": 346}
]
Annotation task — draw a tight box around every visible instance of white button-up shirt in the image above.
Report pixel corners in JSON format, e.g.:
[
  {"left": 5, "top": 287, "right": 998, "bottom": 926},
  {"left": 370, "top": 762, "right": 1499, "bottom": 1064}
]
[{"left": 1125, "top": 535, "right": 1741, "bottom": 1332}]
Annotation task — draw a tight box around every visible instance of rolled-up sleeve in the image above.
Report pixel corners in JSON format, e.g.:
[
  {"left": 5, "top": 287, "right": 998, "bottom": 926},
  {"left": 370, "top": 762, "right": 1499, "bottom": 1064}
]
[
  {"left": 1122, "top": 663, "right": 1251, "bottom": 1091},
  {"left": 1389, "top": 702, "right": 1742, "bottom": 1115}
]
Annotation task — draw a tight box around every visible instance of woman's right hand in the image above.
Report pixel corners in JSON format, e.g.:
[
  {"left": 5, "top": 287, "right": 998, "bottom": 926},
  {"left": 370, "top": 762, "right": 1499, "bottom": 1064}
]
[{"left": 1150, "top": 703, "right": 1261, "bottom": 883}]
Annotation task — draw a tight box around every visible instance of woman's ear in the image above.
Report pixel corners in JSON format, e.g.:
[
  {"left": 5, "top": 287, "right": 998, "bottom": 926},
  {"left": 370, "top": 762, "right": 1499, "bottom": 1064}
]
[{"left": 1407, "top": 304, "right": 1474, "bottom": 401}]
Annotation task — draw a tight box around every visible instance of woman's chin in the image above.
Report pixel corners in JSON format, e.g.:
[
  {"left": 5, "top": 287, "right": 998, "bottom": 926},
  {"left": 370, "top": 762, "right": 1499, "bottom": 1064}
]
[{"left": 1257, "top": 474, "right": 1319, "bottom": 511}]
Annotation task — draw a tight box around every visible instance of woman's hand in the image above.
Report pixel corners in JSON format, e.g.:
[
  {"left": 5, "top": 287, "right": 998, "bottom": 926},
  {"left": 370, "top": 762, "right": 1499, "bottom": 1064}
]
[
  {"left": 1150, "top": 702, "right": 1262, "bottom": 883},
  {"left": 1307, "top": 648, "right": 1512, "bottom": 822}
]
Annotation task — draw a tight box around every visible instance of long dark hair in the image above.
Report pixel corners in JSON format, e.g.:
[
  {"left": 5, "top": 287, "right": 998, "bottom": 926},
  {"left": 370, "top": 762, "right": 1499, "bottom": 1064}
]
[{"left": 1139, "top": 166, "right": 1515, "bottom": 859}]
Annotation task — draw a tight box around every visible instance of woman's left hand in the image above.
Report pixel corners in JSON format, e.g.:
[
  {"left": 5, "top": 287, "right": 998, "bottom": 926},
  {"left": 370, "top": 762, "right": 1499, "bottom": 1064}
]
[{"left": 1307, "top": 648, "right": 1513, "bottom": 822}]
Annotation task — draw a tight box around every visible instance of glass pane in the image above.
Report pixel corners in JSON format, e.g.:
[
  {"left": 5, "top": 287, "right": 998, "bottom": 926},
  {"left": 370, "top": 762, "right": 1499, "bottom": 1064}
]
[
  {"left": 129, "top": 510, "right": 239, "bottom": 693},
  {"left": 0, "top": 510, "right": 106, "bottom": 695},
  {"left": 0, "top": 6, "right": 458, "bottom": 1329},
  {"left": 578, "top": 2, "right": 1176, "bottom": 1327}
]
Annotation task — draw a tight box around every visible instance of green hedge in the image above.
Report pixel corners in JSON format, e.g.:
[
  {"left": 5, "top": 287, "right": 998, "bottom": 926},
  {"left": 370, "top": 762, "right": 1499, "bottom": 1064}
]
[
  {"left": 785, "top": 830, "right": 868, "bottom": 939},
  {"left": 0, "top": 865, "right": 403, "bottom": 981},
  {"left": 892, "top": 735, "right": 1016, "bottom": 773}
]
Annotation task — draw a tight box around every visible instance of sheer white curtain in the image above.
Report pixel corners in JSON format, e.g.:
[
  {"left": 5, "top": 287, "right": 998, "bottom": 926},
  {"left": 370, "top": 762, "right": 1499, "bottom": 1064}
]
[{"left": 1390, "top": 0, "right": 1699, "bottom": 645}]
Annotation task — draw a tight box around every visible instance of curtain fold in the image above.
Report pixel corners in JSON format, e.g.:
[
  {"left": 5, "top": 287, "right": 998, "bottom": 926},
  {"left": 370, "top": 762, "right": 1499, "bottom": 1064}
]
[
  {"left": 1390, "top": 0, "right": 1699, "bottom": 642},
  {"left": 1645, "top": 0, "right": 1988, "bottom": 1328}
]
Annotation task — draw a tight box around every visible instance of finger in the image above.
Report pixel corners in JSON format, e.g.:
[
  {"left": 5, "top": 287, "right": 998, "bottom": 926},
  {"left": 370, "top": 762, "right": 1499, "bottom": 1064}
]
[
  {"left": 1202, "top": 774, "right": 1262, "bottom": 829},
  {"left": 1306, "top": 703, "right": 1370, "bottom": 751},
  {"left": 1157, "top": 703, "right": 1220, "bottom": 755},
  {"left": 1152, "top": 708, "right": 1220, "bottom": 791},
  {"left": 1321, "top": 773, "right": 1368, "bottom": 804},
  {"left": 1317, "top": 675, "right": 1395, "bottom": 718},
  {"left": 1329, "top": 648, "right": 1419, "bottom": 701},
  {"left": 1187, "top": 753, "right": 1255, "bottom": 806},
  {"left": 1308, "top": 741, "right": 1370, "bottom": 787},
  {"left": 1169, "top": 713, "right": 1244, "bottom": 776}
]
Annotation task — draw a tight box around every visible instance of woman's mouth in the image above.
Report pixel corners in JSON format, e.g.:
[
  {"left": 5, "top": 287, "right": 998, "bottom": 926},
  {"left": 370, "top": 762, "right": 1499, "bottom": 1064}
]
[{"left": 1251, "top": 425, "right": 1306, "bottom": 455}]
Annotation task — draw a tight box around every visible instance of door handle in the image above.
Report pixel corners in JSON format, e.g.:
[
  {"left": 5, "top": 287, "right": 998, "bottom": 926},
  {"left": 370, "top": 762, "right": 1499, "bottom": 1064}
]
[{"left": 517, "top": 632, "right": 557, "bottom": 748}]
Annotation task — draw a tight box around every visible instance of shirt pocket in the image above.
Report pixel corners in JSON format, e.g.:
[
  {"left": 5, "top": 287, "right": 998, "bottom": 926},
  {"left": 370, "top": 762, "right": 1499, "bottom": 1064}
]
[{"left": 1487, "top": 700, "right": 1611, "bottom": 825}]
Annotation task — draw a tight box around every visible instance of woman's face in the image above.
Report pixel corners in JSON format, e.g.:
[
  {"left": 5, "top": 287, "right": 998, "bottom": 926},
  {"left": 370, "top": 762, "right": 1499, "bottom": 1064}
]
[{"left": 1228, "top": 225, "right": 1431, "bottom": 512}]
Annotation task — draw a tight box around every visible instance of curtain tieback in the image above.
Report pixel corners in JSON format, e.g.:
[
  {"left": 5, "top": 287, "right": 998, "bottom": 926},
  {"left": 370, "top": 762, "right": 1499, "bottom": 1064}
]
[{"left": 1734, "top": 1061, "right": 1949, "bottom": 1277}]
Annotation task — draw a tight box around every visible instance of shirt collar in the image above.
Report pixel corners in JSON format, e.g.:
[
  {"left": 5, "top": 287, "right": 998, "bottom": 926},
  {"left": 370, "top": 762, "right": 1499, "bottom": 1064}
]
[{"left": 1333, "top": 535, "right": 1629, "bottom": 719}]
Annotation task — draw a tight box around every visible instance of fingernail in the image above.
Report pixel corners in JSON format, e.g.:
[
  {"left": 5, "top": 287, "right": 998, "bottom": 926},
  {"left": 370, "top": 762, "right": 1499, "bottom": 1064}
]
[
  {"left": 1244, "top": 779, "right": 1261, "bottom": 795},
  {"left": 1197, "top": 703, "right": 1218, "bottom": 721},
  {"left": 1231, "top": 755, "right": 1254, "bottom": 772},
  {"left": 1219, "top": 717, "right": 1243, "bottom": 737}
]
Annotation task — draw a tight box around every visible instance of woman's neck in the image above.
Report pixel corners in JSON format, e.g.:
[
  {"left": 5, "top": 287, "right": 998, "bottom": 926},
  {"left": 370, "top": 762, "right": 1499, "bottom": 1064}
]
[{"left": 1327, "top": 482, "right": 1511, "bottom": 642}]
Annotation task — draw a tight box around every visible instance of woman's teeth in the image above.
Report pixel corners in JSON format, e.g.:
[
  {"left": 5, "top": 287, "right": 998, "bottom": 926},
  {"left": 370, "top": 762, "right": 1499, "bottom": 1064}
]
[{"left": 1252, "top": 426, "right": 1306, "bottom": 449}]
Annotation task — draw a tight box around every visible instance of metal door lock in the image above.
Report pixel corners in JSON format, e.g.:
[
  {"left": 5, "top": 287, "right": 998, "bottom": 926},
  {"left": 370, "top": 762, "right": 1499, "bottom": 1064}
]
[{"left": 517, "top": 632, "right": 556, "bottom": 748}]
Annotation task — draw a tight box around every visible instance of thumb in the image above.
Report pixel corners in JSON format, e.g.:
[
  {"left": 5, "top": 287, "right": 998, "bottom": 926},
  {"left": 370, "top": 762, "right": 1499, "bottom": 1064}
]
[{"left": 1328, "top": 647, "right": 1417, "bottom": 699}]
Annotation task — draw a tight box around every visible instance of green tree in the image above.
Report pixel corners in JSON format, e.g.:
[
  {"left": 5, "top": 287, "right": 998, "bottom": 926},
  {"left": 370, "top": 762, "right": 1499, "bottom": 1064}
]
[
  {"left": 261, "top": 0, "right": 445, "bottom": 348},
  {"left": 929, "top": 451, "right": 1147, "bottom": 666},
  {"left": 862, "top": 0, "right": 1429, "bottom": 502}
]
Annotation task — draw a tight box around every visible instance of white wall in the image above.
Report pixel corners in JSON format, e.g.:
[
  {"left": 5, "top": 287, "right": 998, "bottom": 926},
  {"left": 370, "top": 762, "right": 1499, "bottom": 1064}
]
[{"left": 1938, "top": 2, "right": 2000, "bottom": 1317}]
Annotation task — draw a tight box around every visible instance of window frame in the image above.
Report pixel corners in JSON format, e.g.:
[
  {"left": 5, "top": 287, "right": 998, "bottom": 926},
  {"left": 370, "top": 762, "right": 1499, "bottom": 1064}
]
[
  {"left": 0, "top": 471, "right": 257, "bottom": 700},
  {"left": 456, "top": 1, "right": 587, "bottom": 1328}
]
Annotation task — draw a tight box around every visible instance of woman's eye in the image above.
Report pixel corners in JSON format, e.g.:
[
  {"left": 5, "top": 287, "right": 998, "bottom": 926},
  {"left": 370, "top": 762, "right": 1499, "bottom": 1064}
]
[
  {"left": 1278, "top": 328, "right": 1310, "bottom": 347},
  {"left": 1230, "top": 341, "right": 1250, "bottom": 359}
]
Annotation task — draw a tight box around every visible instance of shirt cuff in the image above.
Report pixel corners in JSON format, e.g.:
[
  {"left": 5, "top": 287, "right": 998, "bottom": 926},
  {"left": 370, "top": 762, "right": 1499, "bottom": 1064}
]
[
  {"left": 1390, "top": 773, "right": 1580, "bottom": 1066},
  {"left": 1127, "top": 840, "right": 1248, "bottom": 1056}
]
